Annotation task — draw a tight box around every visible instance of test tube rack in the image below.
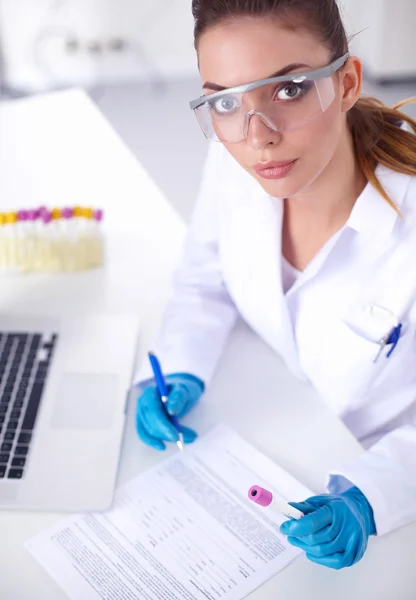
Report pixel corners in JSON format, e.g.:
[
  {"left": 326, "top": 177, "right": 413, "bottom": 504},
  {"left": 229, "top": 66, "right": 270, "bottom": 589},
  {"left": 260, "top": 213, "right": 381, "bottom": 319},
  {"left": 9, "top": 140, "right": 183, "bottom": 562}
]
[{"left": 0, "top": 206, "right": 104, "bottom": 274}]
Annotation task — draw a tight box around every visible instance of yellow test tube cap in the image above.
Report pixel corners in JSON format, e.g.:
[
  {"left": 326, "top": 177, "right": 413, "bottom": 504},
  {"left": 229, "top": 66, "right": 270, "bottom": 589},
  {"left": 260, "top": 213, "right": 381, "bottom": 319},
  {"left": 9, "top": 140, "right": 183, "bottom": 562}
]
[
  {"left": 73, "top": 206, "right": 83, "bottom": 217},
  {"left": 84, "top": 207, "right": 94, "bottom": 219},
  {"left": 5, "top": 212, "right": 18, "bottom": 224},
  {"left": 0, "top": 213, "right": 6, "bottom": 225},
  {"left": 51, "top": 208, "right": 61, "bottom": 220}
]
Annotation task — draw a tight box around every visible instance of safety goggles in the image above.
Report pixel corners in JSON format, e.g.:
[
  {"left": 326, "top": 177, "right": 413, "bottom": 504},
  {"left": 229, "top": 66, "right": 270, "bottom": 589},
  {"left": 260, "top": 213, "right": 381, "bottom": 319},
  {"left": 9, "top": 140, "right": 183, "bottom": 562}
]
[{"left": 189, "top": 53, "right": 349, "bottom": 143}]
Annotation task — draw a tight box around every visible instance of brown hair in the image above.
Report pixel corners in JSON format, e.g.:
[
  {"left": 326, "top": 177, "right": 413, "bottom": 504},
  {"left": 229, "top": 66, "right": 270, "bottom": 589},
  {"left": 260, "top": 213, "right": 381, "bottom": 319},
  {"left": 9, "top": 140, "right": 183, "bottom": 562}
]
[{"left": 192, "top": 0, "right": 416, "bottom": 212}]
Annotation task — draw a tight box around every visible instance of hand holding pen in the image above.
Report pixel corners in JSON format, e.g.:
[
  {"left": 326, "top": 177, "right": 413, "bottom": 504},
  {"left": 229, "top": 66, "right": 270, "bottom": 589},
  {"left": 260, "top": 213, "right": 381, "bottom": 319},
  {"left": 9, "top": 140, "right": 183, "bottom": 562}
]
[
  {"left": 148, "top": 352, "right": 185, "bottom": 451},
  {"left": 135, "top": 353, "right": 204, "bottom": 451}
]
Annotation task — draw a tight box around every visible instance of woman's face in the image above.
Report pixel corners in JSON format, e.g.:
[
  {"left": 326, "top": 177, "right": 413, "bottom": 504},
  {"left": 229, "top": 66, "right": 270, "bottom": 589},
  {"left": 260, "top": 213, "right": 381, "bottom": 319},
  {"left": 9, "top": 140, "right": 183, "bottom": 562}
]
[{"left": 197, "top": 17, "right": 357, "bottom": 199}]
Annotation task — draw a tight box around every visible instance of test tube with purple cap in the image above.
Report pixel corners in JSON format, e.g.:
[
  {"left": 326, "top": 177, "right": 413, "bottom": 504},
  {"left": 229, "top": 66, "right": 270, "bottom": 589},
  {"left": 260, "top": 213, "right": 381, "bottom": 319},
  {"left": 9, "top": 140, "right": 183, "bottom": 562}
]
[
  {"left": 91, "top": 208, "right": 104, "bottom": 266},
  {"left": 60, "top": 207, "right": 75, "bottom": 270},
  {"left": 38, "top": 209, "right": 53, "bottom": 270},
  {"left": 25, "top": 209, "right": 40, "bottom": 270}
]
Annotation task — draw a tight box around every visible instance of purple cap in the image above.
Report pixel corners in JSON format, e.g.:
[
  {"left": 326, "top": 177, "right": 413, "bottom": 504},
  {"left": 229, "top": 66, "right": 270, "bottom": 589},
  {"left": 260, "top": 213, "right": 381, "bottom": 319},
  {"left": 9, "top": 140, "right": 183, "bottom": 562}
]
[
  {"left": 248, "top": 485, "right": 273, "bottom": 507},
  {"left": 27, "top": 209, "right": 39, "bottom": 221},
  {"left": 17, "top": 210, "right": 28, "bottom": 222},
  {"left": 94, "top": 209, "right": 103, "bottom": 222},
  {"left": 61, "top": 207, "right": 74, "bottom": 219},
  {"left": 41, "top": 210, "right": 52, "bottom": 224}
]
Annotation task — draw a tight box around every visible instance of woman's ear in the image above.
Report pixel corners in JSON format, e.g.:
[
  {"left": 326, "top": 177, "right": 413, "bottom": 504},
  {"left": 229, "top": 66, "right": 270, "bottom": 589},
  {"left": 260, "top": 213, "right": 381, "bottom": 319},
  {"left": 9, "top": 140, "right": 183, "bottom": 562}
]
[{"left": 340, "top": 56, "right": 362, "bottom": 112}]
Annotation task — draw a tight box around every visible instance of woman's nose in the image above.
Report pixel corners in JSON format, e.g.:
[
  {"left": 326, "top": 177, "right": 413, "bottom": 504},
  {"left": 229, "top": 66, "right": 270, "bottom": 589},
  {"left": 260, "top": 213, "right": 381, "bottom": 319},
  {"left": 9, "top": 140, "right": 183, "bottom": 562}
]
[{"left": 245, "top": 112, "right": 282, "bottom": 150}]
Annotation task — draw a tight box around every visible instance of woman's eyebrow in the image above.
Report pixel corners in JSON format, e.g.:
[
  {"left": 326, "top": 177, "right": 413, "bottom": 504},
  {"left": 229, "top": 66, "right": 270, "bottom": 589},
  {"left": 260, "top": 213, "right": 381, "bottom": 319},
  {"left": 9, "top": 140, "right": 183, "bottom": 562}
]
[{"left": 202, "top": 63, "right": 312, "bottom": 91}]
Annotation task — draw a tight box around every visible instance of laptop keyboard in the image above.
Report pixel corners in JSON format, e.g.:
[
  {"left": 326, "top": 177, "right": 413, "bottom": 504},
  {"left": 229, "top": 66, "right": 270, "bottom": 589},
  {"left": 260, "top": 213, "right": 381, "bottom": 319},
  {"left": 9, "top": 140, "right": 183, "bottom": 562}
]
[{"left": 0, "top": 331, "right": 58, "bottom": 479}]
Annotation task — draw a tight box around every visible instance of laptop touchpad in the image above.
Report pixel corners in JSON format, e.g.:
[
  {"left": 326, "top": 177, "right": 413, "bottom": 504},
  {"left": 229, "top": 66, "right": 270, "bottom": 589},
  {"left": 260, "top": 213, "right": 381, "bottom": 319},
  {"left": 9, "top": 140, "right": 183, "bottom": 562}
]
[{"left": 51, "top": 373, "right": 119, "bottom": 430}]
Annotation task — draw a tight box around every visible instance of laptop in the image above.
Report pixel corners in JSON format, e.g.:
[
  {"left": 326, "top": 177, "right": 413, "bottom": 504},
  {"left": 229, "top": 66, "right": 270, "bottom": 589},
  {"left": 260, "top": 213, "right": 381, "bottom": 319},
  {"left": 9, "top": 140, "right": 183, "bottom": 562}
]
[{"left": 0, "top": 312, "right": 139, "bottom": 512}]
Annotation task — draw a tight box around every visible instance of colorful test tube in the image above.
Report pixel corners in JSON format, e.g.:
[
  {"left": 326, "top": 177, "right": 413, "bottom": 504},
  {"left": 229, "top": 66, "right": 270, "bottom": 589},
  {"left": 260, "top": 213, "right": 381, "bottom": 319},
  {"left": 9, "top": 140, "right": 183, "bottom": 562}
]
[
  {"left": 95, "top": 208, "right": 104, "bottom": 265},
  {"left": 0, "top": 213, "right": 6, "bottom": 269},
  {"left": 94, "top": 209, "right": 103, "bottom": 222},
  {"left": 26, "top": 209, "right": 40, "bottom": 270},
  {"left": 5, "top": 212, "right": 18, "bottom": 270},
  {"left": 248, "top": 485, "right": 304, "bottom": 520},
  {"left": 16, "top": 209, "right": 29, "bottom": 269},
  {"left": 61, "top": 207, "right": 76, "bottom": 271}
]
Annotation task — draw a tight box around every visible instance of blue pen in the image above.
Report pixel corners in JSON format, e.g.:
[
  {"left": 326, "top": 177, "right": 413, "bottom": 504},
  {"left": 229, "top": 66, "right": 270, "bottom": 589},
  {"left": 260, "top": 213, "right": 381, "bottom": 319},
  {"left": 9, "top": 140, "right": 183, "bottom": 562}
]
[
  {"left": 148, "top": 352, "right": 184, "bottom": 451},
  {"left": 374, "top": 323, "right": 403, "bottom": 363},
  {"left": 386, "top": 323, "right": 402, "bottom": 358}
]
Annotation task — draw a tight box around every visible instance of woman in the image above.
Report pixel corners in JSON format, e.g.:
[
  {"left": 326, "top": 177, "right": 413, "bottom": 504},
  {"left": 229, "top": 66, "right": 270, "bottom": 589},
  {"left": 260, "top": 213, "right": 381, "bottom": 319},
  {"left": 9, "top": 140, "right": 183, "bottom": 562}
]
[{"left": 135, "top": 0, "right": 416, "bottom": 570}]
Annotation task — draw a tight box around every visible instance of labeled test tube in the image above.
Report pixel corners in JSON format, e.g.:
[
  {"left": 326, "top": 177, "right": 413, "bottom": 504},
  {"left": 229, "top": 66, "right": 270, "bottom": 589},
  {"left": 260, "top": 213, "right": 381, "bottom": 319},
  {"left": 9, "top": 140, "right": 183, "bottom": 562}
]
[{"left": 248, "top": 485, "right": 304, "bottom": 520}]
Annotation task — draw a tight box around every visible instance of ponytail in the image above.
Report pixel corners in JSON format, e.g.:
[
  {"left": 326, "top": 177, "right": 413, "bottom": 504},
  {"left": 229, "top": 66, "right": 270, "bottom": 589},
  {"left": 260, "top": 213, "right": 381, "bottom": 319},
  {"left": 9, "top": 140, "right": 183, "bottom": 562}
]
[{"left": 348, "top": 97, "right": 416, "bottom": 213}]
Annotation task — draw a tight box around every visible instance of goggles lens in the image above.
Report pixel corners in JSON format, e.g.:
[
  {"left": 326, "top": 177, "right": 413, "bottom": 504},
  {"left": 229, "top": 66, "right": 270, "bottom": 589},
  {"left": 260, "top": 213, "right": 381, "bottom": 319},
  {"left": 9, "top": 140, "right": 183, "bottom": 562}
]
[{"left": 194, "top": 76, "right": 336, "bottom": 142}]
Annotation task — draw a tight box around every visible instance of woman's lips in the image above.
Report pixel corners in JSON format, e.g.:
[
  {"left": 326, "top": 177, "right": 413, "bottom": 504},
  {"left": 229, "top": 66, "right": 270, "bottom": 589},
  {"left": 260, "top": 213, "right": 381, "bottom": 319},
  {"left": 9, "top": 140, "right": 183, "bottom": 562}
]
[{"left": 254, "top": 159, "right": 297, "bottom": 180}]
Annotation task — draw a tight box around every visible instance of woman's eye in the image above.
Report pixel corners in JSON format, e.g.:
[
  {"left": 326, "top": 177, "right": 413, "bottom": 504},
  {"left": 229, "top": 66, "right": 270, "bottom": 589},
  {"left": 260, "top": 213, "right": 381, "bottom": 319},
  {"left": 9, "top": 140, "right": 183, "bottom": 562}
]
[
  {"left": 275, "top": 83, "right": 304, "bottom": 101},
  {"left": 211, "top": 95, "right": 240, "bottom": 114}
]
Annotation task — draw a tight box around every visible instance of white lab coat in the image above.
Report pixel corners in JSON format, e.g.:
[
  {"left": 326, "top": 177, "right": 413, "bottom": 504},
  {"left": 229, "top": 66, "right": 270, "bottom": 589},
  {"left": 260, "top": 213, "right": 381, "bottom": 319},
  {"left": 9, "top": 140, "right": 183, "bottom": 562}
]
[{"left": 136, "top": 142, "right": 416, "bottom": 537}]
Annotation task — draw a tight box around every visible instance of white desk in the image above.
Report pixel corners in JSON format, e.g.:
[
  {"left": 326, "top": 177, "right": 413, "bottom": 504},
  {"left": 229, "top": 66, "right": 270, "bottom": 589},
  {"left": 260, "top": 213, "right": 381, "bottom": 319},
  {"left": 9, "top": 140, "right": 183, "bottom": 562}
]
[{"left": 0, "top": 90, "right": 415, "bottom": 600}]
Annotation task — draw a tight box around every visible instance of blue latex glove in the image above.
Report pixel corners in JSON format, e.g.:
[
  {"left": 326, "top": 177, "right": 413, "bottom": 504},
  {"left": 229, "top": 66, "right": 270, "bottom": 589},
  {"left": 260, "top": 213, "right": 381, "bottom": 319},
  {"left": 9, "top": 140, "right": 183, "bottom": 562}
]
[
  {"left": 136, "top": 373, "right": 204, "bottom": 451},
  {"left": 280, "top": 486, "right": 376, "bottom": 570}
]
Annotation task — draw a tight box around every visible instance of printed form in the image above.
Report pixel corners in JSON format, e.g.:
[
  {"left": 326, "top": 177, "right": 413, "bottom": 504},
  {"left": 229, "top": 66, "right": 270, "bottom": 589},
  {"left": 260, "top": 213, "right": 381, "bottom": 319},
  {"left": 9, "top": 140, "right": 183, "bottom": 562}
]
[{"left": 26, "top": 425, "right": 311, "bottom": 600}]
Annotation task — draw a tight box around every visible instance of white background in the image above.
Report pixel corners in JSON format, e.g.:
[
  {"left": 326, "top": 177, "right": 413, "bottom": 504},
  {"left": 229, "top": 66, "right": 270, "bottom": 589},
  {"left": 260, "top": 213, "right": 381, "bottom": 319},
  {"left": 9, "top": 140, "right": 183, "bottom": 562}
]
[{"left": 0, "top": 0, "right": 198, "bottom": 91}]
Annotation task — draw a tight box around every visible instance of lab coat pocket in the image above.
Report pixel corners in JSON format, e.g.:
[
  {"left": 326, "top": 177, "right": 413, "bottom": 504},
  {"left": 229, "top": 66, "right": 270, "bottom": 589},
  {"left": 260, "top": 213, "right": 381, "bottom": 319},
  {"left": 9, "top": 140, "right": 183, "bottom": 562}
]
[{"left": 342, "top": 309, "right": 416, "bottom": 400}]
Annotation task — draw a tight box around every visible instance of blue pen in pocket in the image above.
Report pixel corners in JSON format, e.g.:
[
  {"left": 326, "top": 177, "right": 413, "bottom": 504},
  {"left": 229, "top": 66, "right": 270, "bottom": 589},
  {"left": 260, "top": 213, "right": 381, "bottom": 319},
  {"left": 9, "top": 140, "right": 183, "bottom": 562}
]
[
  {"left": 386, "top": 323, "right": 403, "bottom": 358},
  {"left": 374, "top": 323, "right": 403, "bottom": 363},
  {"left": 148, "top": 352, "right": 184, "bottom": 451}
]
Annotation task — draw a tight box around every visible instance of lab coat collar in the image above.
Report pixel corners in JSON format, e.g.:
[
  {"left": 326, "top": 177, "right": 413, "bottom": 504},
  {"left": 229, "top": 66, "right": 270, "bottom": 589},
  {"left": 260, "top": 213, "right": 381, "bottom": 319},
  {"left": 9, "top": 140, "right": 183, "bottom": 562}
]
[{"left": 347, "top": 165, "right": 412, "bottom": 238}]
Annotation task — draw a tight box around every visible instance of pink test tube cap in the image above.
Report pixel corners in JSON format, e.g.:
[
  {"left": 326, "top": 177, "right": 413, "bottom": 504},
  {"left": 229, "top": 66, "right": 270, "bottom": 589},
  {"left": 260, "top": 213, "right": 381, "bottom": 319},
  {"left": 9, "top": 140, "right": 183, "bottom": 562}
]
[
  {"left": 41, "top": 210, "right": 52, "bottom": 224},
  {"left": 17, "top": 210, "right": 28, "bottom": 221},
  {"left": 61, "top": 207, "right": 74, "bottom": 219},
  {"left": 94, "top": 209, "right": 103, "bottom": 222},
  {"left": 27, "top": 209, "right": 39, "bottom": 221},
  {"left": 248, "top": 485, "right": 273, "bottom": 507}
]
